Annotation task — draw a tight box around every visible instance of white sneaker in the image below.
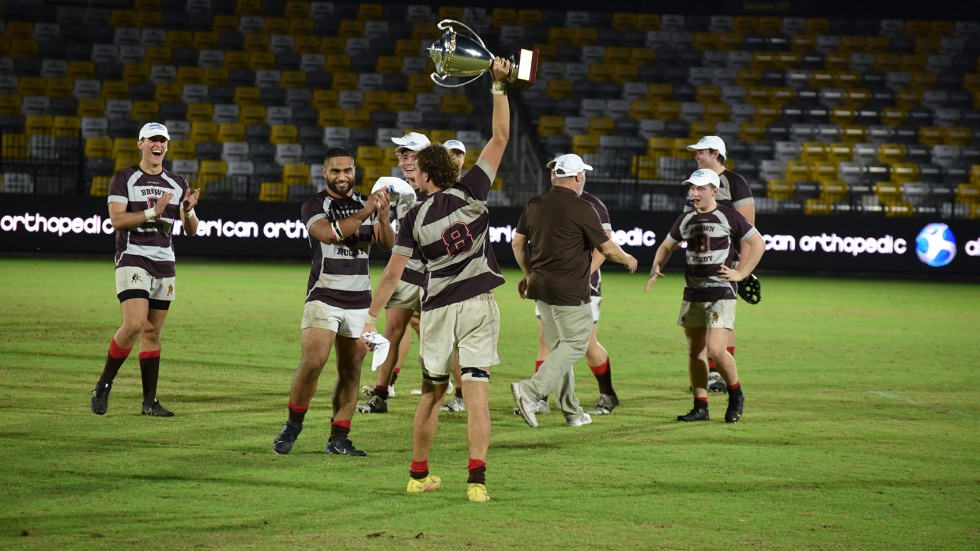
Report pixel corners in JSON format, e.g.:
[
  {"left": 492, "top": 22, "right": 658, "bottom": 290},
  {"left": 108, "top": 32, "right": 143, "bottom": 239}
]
[
  {"left": 566, "top": 412, "right": 592, "bottom": 427},
  {"left": 440, "top": 396, "right": 466, "bottom": 412},
  {"left": 512, "top": 399, "right": 550, "bottom": 416},
  {"left": 511, "top": 382, "right": 538, "bottom": 428}
]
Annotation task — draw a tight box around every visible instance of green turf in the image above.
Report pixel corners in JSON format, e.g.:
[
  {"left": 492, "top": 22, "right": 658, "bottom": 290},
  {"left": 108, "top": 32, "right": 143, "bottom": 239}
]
[{"left": 1, "top": 257, "right": 977, "bottom": 550}]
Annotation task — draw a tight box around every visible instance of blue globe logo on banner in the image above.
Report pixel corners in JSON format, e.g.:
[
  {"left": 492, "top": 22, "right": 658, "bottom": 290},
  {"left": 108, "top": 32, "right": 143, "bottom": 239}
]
[{"left": 915, "top": 223, "right": 957, "bottom": 267}]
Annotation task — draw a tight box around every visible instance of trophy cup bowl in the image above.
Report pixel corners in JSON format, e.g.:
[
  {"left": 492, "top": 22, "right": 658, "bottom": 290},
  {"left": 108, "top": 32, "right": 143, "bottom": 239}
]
[{"left": 428, "top": 19, "right": 538, "bottom": 90}]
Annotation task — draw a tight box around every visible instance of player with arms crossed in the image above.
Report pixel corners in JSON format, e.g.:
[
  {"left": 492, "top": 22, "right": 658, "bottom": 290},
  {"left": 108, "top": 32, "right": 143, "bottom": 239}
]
[{"left": 645, "top": 169, "right": 764, "bottom": 423}]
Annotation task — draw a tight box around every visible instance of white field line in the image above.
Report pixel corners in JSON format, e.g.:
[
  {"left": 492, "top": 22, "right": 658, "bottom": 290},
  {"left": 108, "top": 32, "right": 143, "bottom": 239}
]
[{"left": 869, "top": 391, "right": 979, "bottom": 420}]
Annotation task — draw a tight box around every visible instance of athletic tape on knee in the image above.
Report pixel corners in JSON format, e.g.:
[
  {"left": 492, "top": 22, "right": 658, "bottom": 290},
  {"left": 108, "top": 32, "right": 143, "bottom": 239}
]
[
  {"left": 422, "top": 370, "right": 450, "bottom": 385},
  {"left": 461, "top": 367, "right": 490, "bottom": 383}
]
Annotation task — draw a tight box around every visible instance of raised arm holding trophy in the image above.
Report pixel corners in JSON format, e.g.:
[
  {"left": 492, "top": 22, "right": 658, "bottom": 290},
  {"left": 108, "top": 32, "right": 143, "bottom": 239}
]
[{"left": 428, "top": 19, "right": 539, "bottom": 90}]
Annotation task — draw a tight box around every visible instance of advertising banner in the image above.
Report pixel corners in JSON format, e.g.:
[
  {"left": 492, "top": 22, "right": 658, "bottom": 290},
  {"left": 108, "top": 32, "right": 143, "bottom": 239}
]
[{"left": 2, "top": 195, "right": 978, "bottom": 279}]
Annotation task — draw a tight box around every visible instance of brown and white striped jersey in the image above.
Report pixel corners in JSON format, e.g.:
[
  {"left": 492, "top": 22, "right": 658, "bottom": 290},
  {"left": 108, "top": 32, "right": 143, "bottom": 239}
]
[
  {"left": 580, "top": 191, "right": 611, "bottom": 299},
  {"left": 394, "top": 189, "right": 427, "bottom": 288},
  {"left": 667, "top": 204, "right": 758, "bottom": 302},
  {"left": 107, "top": 164, "right": 191, "bottom": 278},
  {"left": 392, "top": 159, "right": 505, "bottom": 311},
  {"left": 301, "top": 189, "right": 379, "bottom": 310}
]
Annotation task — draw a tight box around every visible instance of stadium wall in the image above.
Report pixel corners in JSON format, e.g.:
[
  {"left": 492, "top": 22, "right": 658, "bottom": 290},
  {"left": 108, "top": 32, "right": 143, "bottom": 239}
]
[{"left": 2, "top": 195, "right": 979, "bottom": 279}]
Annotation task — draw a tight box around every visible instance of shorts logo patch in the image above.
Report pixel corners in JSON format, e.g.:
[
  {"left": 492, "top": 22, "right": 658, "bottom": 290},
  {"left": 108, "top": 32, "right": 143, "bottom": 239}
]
[
  {"left": 167, "top": 284, "right": 173, "bottom": 296},
  {"left": 131, "top": 273, "right": 142, "bottom": 283}
]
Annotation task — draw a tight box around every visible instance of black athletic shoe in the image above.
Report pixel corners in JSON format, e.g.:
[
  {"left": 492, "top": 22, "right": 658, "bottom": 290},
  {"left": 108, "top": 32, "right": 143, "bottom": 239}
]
[
  {"left": 725, "top": 394, "right": 745, "bottom": 423},
  {"left": 355, "top": 395, "right": 388, "bottom": 413},
  {"left": 91, "top": 382, "right": 111, "bottom": 415},
  {"left": 273, "top": 421, "right": 302, "bottom": 454},
  {"left": 677, "top": 407, "right": 710, "bottom": 422},
  {"left": 141, "top": 399, "right": 174, "bottom": 417},
  {"left": 325, "top": 438, "right": 367, "bottom": 456}
]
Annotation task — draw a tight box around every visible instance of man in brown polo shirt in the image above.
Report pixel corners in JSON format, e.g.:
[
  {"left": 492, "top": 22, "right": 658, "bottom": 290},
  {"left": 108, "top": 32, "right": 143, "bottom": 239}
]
[{"left": 510, "top": 154, "right": 638, "bottom": 428}]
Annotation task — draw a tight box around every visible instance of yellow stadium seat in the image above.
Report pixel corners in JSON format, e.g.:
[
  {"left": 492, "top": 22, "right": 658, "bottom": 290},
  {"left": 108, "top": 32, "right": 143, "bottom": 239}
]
[
  {"left": 131, "top": 100, "right": 160, "bottom": 121},
  {"left": 78, "top": 98, "right": 106, "bottom": 118},
  {"left": 249, "top": 51, "right": 276, "bottom": 71},
  {"left": 647, "top": 83, "right": 672, "bottom": 100},
  {"left": 428, "top": 129, "right": 456, "bottom": 143},
  {"left": 518, "top": 9, "right": 542, "bottom": 27},
  {"left": 548, "top": 27, "right": 575, "bottom": 46},
  {"left": 571, "top": 134, "right": 599, "bottom": 155},
  {"left": 1, "top": 132, "right": 30, "bottom": 159},
  {"left": 337, "top": 19, "right": 364, "bottom": 38},
  {"left": 17, "top": 75, "right": 47, "bottom": 97},
  {"left": 168, "top": 140, "right": 196, "bottom": 160},
  {"left": 491, "top": 8, "right": 517, "bottom": 28},
  {"left": 201, "top": 68, "right": 228, "bottom": 87},
  {"left": 217, "top": 123, "right": 245, "bottom": 142},
  {"left": 190, "top": 121, "right": 218, "bottom": 142},
  {"left": 282, "top": 163, "right": 311, "bottom": 185},
  {"left": 185, "top": 103, "right": 214, "bottom": 122},
  {"left": 85, "top": 136, "right": 114, "bottom": 158},
  {"left": 546, "top": 80, "right": 575, "bottom": 100},
  {"left": 193, "top": 31, "right": 219, "bottom": 50},
  {"left": 90, "top": 176, "right": 111, "bottom": 196},
  {"left": 440, "top": 94, "right": 472, "bottom": 115},
  {"left": 537, "top": 115, "right": 564, "bottom": 138},
  {"left": 356, "top": 145, "right": 384, "bottom": 167},
  {"left": 280, "top": 70, "right": 306, "bottom": 89},
  {"left": 343, "top": 108, "right": 371, "bottom": 128},
  {"left": 269, "top": 124, "right": 298, "bottom": 144},
  {"left": 611, "top": 12, "right": 637, "bottom": 31},
  {"left": 877, "top": 143, "right": 906, "bottom": 164},
  {"left": 155, "top": 82, "right": 182, "bottom": 103},
  {"left": 317, "top": 107, "right": 344, "bottom": 127},
  {"left": 589, "top": 117, "right": 615, "bottom": 136},
  {"left": 167, "top": 29, "right": 193, "bottom": 50},
  {"left": 331, "top": 72, "right": 359, "bottom": 90},
  {"left": 767, "top": 179, "right": 794, "bottom": 200},
  {"left": 234, "top": 86, "right": 261, "bottom": 106},
  {"left": 259, "top": 182, "right": 288, "bottom": 202},
  {"left": 801, "top": 142, "right": 829, "bottom": 164}
]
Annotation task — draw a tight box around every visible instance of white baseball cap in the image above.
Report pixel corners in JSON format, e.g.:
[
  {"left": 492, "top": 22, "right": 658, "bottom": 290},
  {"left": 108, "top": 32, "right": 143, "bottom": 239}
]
[
  {"left": 547, "top": 153, "right": 593, "bottom": 177},
  {"left": 139, "top": 122, "right": 170, "bottom": 140},
  {"left": 444, "top": 139, "right": 466, "bottom": 154},
  {"left": 391, "top": 132, "right": 430, "bottom": 153},
  {"left": 686, "top": 135, "right": 726, "bottom": 157},
  {"left": 683, "top": 169, "right": 720, "bottom": 188}
]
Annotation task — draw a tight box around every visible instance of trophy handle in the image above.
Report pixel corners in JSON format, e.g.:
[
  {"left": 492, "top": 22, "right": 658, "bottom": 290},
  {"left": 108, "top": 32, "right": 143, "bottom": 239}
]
[
  {"left": 437, "top": 19, "right": 486, "bottom": 49},
  {"left": 430, "top": 73, "right": 483, "bottom": 88}
]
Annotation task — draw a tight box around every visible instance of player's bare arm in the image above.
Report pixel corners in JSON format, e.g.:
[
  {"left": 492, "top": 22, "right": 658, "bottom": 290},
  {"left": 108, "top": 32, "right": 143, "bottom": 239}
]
[
  {"left": 181, "top": 188, "right": 200, "bottom": 236},
  {"left": 718, "top": 232, "right": 765, "bottom": 282},
  {"left": 369, "top": 189, "right": 395, "bottom": 250},
  {"left": 597, "top": 239, "right": 638, "bottom": 273},
  {"left": 362, "top": 252, "right": 410, "bottom": 341},
  {"left": 645, "top": 239, "right": 680, "bottom": 292}
]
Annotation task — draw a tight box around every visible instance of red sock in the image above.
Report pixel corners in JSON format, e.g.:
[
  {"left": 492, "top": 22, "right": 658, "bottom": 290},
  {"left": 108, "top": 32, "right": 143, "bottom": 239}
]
[
  {"left": 411, "top": 460, "right": 429, "bottom": 479},
  {"left": 589, "top": 358, "right": 615, "bottom": 396}
]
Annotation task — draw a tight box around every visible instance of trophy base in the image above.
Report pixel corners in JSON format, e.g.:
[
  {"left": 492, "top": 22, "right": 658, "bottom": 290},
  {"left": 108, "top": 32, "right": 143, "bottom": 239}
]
[{"left": 511, "top": 49, "right": 539, "bottom": 91}]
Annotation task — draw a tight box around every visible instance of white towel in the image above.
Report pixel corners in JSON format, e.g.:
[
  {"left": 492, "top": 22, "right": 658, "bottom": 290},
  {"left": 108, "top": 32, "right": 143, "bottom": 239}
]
[
  {"left": 370, "top": 177, "right": 415, "bottom": 207},
  {"left": 361, "top": 331, "right": 390, "bottom": 371}
]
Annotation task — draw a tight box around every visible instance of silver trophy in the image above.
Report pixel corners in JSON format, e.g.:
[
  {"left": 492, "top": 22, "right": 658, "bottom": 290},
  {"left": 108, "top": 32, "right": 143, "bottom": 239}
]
[{"left": 427, "top": 19, "right": 539, "bottom": 90}]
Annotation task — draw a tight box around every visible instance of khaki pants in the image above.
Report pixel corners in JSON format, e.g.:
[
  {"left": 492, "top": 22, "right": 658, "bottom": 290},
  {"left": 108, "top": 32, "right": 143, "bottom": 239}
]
[{"left": 518, "top": 300, "right": 592, "bottom": 418}]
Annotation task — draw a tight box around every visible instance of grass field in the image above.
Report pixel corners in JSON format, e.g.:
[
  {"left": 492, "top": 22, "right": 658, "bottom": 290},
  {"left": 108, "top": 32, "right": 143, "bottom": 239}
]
[{"left": 1, "top": 256, "right": 978, "bottom": 550}]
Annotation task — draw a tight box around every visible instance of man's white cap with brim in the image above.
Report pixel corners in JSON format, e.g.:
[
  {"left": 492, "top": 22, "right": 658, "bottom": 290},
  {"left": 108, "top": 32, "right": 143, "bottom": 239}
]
[
  {"left": 686, "top": 135, "right": 726, "bottom": 157},
  {"left": 444, "top": 139, "right": 466, "bottom": 154},
  {"left": 547, "top": 153, "right": 593, "bottom": 177},
  {"left": 683, "top": 169, "right": 720, "bottom": 188},
  {"left": 391, "top": 132, "right": 430, "bottom": 153},
  {"left": 139, "top": 122, "right": 170, "bottom": 140}
]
